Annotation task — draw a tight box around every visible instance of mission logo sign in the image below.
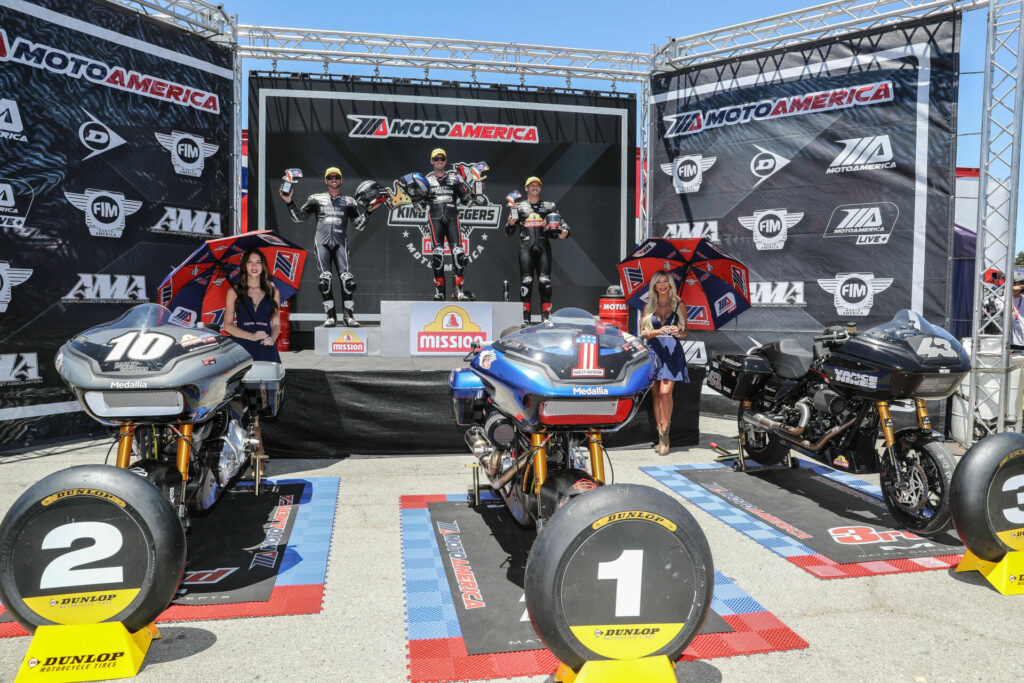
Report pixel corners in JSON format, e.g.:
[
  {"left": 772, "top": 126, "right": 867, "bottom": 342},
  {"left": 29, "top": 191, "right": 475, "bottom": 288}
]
[{"left": 410, "top": 303, "right": 492, "bottom": 355}]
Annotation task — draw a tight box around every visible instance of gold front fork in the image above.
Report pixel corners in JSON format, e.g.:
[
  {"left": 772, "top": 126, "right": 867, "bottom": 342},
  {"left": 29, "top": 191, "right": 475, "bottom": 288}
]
[
  {"left": 115, "top": 423, "right": 135, "bottom": 469},
  {"left": 531, "top": 431, "right": 548, "bottom": 494},
  {"left": 175, "top": 423, "right": 194, "bottom": 502},
  {"left": 877, "top": 401, "right": 896, "bottom": 448},
  {"left": 915, "top": 399, "right": 932, "bottom": 430},
  {"left": 587, "top": 429, "right": 605, "bottom": 484}
]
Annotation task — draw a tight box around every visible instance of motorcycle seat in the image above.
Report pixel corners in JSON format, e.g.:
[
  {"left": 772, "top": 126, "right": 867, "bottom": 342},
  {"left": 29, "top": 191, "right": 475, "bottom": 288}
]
[{"left": 760, "top": 338, "right": 813, "bottom": 380}]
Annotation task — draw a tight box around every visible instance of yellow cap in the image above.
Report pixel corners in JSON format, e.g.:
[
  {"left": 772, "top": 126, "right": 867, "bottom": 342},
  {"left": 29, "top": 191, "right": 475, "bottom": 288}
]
[
  {"left": 324, "top": 167, "right": 342, "bottom": 177},
  {"left": 430, "top": 148, "right": 447, "bottom": 159},
  {"left": 525, "top": 176, "right": 542, "bottom": 188}
]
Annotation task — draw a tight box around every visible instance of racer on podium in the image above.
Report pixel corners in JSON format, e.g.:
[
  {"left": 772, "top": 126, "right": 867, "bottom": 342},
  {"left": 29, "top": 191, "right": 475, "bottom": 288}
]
[
  {"left": 506, "top": 176, "right": 570, "bottom": 324},
  {"left": 280, "top": 166, "right": 384, "bottom": 327}
]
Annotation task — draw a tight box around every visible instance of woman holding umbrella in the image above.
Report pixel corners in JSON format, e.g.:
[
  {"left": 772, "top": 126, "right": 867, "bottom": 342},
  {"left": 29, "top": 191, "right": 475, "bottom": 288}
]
[
  {"left": 639, "top": 270, "right": 688, "bottom": 455},
  {"left": 223, "top": 248, "right": 282, "bottom": 363}
]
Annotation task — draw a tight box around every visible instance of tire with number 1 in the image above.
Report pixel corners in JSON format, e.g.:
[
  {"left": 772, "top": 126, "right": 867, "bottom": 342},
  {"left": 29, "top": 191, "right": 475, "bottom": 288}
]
[
  {"left": 524, "top": 484, "right": 713, "bottom": 671},
  {"left": 0, "top": 465, "right": 186, "bottom": 633}
]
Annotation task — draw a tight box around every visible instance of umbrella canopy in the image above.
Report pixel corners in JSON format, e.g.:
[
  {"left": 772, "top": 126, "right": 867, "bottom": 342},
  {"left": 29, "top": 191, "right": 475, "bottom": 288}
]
[
  {"left": 616, "top": 237, "right": 751, "bottom": 330},
  {"left": 157, "top": 230, "right": 307, "bottom": 328}
]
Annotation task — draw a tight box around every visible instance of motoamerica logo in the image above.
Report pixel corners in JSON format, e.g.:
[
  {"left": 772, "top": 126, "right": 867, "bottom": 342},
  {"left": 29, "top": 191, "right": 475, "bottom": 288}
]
[
  {"left": 0, "top": 352, "right": 41, "bottom": 385},
  {"left": 751, "top": 281, "right": 806, "bottom": 307},
  {"left": 348, "top": 115, "right": 538, "bottom": 143},
  {"left": 149, "top": 207, "right": 223, "bottom": 236},
  {"left": 817, "top": 272, "right": 892, "bottom": 316},
  {"left": 661, "top": 220, "right": 719, "bottom": 241},
  {"left": 663, "top": 81, "right": 893, "bottom": 137},
  {"left": 823, "top": 202, "right": 899, "bottom": 245},
  {"left": 0, "top": 98, "right": 28, "bottom": 142},
  {"left": 64, "top": 188, "right": 142, "bottom": 239},
  {"left": 383, "top": 171, "right": 501, "bottom": 269},
  {"left": 62, "top": 274, "right": 148, "bottom": 303},
  {"left": 0, "top": 29, "right": 219, "bottom": 113},
  {"left": 0, "top": 178, "right": 34, "bottom": 230},
  {"left": 738, "top": 209, "right": 803, "bottom": 250}
]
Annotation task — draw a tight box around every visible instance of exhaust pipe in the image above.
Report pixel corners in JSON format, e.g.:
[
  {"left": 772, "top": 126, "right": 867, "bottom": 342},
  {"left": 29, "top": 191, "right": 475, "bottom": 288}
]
[
  {"left": 743, "top": 398, "right": 811, "bottom": 436},
  {"left": 465, "top": 426, "right": 502, "bottom": 476}
]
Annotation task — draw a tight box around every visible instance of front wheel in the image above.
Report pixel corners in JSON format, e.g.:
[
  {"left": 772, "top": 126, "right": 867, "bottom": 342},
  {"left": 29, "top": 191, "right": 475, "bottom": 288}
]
[
  {"left": 879, "top": 438, "right": 955, "bottom": 536},
  {"left": 737, "top": 405, "right": 790, "bottom": 466}
]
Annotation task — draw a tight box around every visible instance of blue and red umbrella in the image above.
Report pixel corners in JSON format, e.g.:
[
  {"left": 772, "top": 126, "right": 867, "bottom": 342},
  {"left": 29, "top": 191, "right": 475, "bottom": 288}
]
[
  {"left": 157, "top": 230, "right": 307, "bottom": 329},
  {"left": 616, "top": 237, "right": 751, "bottom": 330}
]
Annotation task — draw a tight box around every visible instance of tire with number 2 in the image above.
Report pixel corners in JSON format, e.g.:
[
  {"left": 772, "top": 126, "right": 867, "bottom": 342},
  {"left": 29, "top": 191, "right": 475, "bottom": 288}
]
[
  {"left": 524, "top": 484, "right": 714, "bottom": 671},
  {"left": 0, "top": 465, "right": 186, "bottom": 633}
]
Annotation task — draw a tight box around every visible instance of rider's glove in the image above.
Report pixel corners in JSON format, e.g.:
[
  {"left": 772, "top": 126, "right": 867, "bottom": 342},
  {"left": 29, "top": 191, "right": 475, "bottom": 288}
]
[{"left": 353, "top": 213, "right": 369, "bottom": 231}]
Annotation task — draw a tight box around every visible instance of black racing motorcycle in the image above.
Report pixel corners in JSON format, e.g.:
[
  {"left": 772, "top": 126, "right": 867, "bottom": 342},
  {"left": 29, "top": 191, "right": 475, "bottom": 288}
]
[{"left": 706, "top": 310, "right": 970, "bottom": 536}]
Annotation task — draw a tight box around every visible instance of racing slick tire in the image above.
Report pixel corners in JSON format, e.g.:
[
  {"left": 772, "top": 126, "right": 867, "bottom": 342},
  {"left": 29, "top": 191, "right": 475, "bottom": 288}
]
[
  {"left": 524, "top": 484, "right": 713, "bottom": 672},
  {"left": 951, "top": 432, "right": 1024, "bottom": 562},
  {"left": 0, "top": 465, "right": 186, "bottom": 633}
]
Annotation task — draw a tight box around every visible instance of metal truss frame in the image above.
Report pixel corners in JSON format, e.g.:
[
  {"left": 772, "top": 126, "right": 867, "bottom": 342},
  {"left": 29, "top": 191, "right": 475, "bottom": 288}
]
[{"left": 117, "top": 1, "right": 1024, "bottom": 438}]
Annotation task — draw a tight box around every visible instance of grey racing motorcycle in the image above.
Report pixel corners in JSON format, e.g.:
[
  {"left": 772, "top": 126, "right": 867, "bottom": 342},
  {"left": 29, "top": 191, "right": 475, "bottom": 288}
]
[{"left": 55, "top": 303, "right": 283, "bottom": 524}]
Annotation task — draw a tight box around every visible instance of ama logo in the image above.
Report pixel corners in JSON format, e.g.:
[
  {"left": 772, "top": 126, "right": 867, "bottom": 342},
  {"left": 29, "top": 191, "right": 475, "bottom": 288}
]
[
  {"left": 274, "top": 252, "right": 299, "bottom": 283},
  {"left": 0, "top": 352, "right": 41, "bottom": 385},
  {"left": 64, "top": 189, "right": 142, "bottom": 239},
  {"left": 62, "top": 274, "right": 148, "bottom": 303},
  {"left": 155, "top": 131, "right": 219, "bottom": 177}
]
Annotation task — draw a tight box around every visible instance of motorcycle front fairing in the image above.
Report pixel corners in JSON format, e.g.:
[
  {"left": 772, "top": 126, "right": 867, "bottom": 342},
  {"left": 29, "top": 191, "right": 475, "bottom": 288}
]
[
  {"left": 57, "top": 304, "right": 253, "bottom": 426},
  {"left": 462, "top": 310, "right": 656, "bottom": 432}
]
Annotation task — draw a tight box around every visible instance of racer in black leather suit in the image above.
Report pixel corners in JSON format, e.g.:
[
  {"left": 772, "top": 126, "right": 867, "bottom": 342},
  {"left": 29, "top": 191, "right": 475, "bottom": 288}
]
[
  {"left": 506, "top": 176, "right": 570, "bottom": 324},
  {"left": 280, "top": 167, "right": 380, "bottom": 327},
  {"left": 423, "top": 149, "right": 477, "bottom": 301}
]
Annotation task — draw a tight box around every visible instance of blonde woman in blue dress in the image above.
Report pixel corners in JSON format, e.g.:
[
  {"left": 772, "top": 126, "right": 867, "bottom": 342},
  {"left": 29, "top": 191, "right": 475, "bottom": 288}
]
[{"left": 639, "top": 271, "right": 688, "bottom": 455}]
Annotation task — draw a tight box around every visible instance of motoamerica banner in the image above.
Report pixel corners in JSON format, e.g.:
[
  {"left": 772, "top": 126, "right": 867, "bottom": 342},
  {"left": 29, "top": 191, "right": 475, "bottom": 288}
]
[
  {"left": 248, "top": 75, "right": 635, "bottom": 326},
  {"left": 0, "top": 0, "right": 233, "bottom": 449},
  {"left": 649, "top": 14, "right": 959, "bottom": 359}
]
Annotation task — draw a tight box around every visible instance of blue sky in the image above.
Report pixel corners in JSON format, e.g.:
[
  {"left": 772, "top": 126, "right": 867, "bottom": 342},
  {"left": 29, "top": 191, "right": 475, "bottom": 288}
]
[{"left": 226, "top": 0, "right": 1014, "bottom": 248}]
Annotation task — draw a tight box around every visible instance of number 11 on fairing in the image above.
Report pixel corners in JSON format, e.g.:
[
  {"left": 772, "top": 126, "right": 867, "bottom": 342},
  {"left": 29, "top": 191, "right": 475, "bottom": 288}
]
[{"left": 597, "top": 549, "right": 643, "bottom": 617}]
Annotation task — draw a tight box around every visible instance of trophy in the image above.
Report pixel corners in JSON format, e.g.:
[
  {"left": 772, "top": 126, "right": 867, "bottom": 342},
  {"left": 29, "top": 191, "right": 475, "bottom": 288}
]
[{"left": 280, "top": 168, "right": 303, "bottom": 195}]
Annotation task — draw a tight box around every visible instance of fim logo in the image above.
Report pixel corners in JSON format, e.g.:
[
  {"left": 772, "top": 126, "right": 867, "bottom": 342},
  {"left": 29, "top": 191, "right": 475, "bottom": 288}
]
[
  {"left": 0, "top": 98, "right": 27, "bottom": 143},
  {"left": 331, "top": 330, "right": 366, "bottom": 354},
  {"left": 751, "top": 281, "right": 806, "bottom": 307},
  {"left": 0, "top": 260, "right": 32, "bottom": 312},
  {"left": 827, "top": 135, "right": 895, "bottom": 174},
  {"left": 660, "top": 154, "right": 716, "bottom": 194},
  {"left": 662, "top": 220, "right": 719, "bottom": 241},
  {"left": 750, "top": 145, "right": 790, "bottom": 187},
  {"left": 738, "top": 208, "right": 803, "bottom": 250},
  {"left": 823, "top": 202, "right": 899, "bottom": 245},
  {"left": 817, "top": 272, "right": 893, "bottom": 316},
  {"left": 0, "top": 178, "right": 34, "bottom": 229},
  {"left": 64, "top": 189, "right": 142, "bottom": 239},
  {"left": 155, "top": 131, "right": 219, "bottom": 177},
  {"left": 78, "top": 109, "right": 125, "bottom": 160},
  {"left": 0, "top": 352, "right": 41, "bottom": 385},
  {"left": 62, "top": 274, "right": 148, "bottom": 303},
  {"left": 150, "top": 207, "right": 222, "bottom": 237}
]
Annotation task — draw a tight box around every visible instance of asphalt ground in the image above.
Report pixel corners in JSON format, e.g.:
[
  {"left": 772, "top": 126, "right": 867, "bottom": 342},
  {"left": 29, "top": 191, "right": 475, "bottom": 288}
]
[{"left": 0, "top": 414, "right": 1020, "bottom": 683}]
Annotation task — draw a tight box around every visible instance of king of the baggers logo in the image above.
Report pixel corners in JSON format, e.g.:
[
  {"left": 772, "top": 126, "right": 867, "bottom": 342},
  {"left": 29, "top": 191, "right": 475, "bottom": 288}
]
[{"left": 381, "top": 163, "right": 503, "bottom": 269}]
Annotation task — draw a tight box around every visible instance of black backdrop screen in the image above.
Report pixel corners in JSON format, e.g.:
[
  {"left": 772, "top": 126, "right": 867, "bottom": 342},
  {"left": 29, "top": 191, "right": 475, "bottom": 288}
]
[
  {"left": 248, "top": 76, "right": 635, "bottom": 324},
  {"left": 0, "top": 0, "right": 234, "bottom": 449},
  {"left": 649, "top": 14, "right": 959, "bottom": 358}
]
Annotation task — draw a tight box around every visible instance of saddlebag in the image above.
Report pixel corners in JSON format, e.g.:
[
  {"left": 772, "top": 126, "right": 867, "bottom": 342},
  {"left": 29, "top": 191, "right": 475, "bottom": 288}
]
[
  {"left": 449, "top": 369, "right": 486, "bottom": 426},
  {"left": 706, "top": 354, "right": 772, "bottom": 400},
  {"left": 242, "top": 361, "right": 285, "bottom": 417}
]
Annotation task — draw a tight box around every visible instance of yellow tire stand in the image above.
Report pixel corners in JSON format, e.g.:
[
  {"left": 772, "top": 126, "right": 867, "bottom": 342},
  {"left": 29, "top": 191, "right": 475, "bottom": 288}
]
[
  {"left": 15, "top": 622, "right": 160, "bottom": 682},
  {"left": 554, "top": 655, "right": 677, "bottom": 682},
  {"left": 955, "top": 550, "right": 1024, "bottom": 595}
]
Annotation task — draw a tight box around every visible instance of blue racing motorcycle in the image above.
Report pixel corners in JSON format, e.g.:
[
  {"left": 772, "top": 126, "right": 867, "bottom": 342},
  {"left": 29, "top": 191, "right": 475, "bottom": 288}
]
[{"left": 450, "top": 308, "right": 656, "bottom": 527}]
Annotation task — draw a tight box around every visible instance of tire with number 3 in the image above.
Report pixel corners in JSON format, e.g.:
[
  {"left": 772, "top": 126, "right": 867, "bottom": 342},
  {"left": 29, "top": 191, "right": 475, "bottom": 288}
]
[
  {"left": 524, "top": 484, "right": 713, "bottom": 671},
  {"left": 951, "top": 432, "right": 1024, "bottom": 562},
  {"left": 0, "top": 465, "right": 186, "bottom": 633}
]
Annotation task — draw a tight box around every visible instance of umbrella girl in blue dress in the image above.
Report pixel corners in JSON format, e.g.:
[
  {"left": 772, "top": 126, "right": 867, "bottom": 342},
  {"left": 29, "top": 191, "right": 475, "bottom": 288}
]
[
  {"left": 639, "top": 270, "right": 688, "bottom": 455},
  {"left": 223, "top": 248, "right": 282, "bottom": 363}
]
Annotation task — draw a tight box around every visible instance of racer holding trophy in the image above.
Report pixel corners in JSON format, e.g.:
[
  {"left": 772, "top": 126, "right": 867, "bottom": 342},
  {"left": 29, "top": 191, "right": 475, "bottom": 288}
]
[
  {"left": 400, "top": 149, "right": 486, "bottom": 301},
  {"left": 280, "top": 167, "right": 385, "bottom": 327},
  {"left": 506, "top": 176, "right": 570, "bottom": 324}
]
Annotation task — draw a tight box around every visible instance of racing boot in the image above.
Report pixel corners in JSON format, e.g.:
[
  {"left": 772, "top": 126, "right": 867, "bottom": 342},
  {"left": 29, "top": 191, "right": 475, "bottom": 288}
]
[
  {"left": 323, "top": 303, "right": 337, "bottom": 328},
  {"left": 433, "top": 277, "right": 446, "bottom": 302},
  {"left": 452, "top": 287, "right": 475, "bottom": 302},
  {"left": 541, "top": 303, "right": 553, "bottom": 323},
  {"left": 522, "top": 303, "right": 532, "bottom": 327},
  {"left": 341, "top": 307, "right": 360, "bottom": 328}
]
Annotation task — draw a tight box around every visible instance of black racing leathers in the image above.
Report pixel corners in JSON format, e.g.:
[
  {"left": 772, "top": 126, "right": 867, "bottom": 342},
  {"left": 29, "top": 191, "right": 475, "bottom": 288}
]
[
  {"left": 424, "top": 170, "right": 475, "bottom": 291},
  {"left": 508, "top": 200, "right": 570, "bottom": 321},
  {"left": 287, "top": 192, "right": 362, "bottom": 317}
]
